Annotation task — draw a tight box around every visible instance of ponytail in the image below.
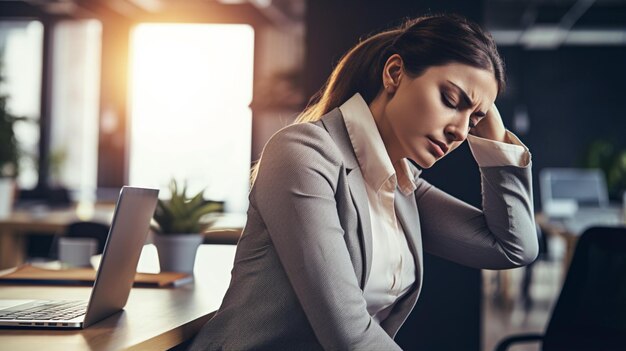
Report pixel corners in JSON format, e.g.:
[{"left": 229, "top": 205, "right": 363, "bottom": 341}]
[{"left": 296, "top": 29, "right": 401, "bottom": 123}]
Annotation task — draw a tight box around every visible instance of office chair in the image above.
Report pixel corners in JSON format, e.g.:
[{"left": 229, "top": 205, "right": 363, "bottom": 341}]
[
  {"left": 495, "top": 226, "right": 626, "bottom": 351},
  {"left": 65, "top": 221, "right": 110, "bottom": 254},
  {"left": 21, "top": 187, "right": 73, "bottom": 259},
  {"left": 49, "top": 221, "right": 110, "bottom": 259}
]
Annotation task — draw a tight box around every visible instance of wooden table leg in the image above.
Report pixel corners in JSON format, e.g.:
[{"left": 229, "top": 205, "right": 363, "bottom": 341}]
[
  {"left": 562, "top": 235, "right": 577, "bottom": 279},
  {"left": 0, "top": 229, "right": 25, "bottom": 269},
  {"left": 494, "top": 270, "right": 514, "bottom": 309}
]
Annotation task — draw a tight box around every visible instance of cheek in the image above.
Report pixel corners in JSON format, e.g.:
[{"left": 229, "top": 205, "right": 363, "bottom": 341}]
[
  {"left": 389, "top": 91, "right": 428, "bottom": 130},
  {"left": 386, "top": 88, "right": 449, "bottom": 140},
  {"left": 386, "top": 95, "right": 415, "bottom": 132}
]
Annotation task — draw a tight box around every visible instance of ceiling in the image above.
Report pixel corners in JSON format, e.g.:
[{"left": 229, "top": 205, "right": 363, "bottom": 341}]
[
  {"left": 3, "top": 0, "right": 625, "bottom": 47},
  {"left": 1, "top": 0, "right": 303, "bottom": 27},
  {"left": 484, "top": 0, "right": 626, "bottom": 47}
]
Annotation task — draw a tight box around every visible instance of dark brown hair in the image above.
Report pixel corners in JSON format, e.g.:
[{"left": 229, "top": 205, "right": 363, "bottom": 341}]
[{"left": 297, "top": 13, "right": 505, "bottom": 123}]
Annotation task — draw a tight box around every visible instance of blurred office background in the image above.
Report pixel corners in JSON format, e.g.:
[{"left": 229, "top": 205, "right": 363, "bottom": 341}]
[{"left": 1, "top": 0, "right": 626, "bottom": 350}]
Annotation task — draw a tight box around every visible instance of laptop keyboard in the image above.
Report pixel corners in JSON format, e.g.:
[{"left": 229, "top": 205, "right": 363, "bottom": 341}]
[{"left": 0, "top": 301, "right": 87, "bottom": 321}]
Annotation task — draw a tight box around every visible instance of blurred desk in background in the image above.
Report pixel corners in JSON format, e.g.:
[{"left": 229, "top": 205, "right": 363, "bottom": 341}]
[
  {"left": 536, "top": 208, "right": 624, "bottom": 270},
  {"left": 0, "top": 204, "right": 115, "bottom": 270},
  {"left": 492, "top": 209, "right": 624, "bottom": 308},
  {"left": 0, "top": 207, "right": 246, "bottom": 270},
  {"left": 202, "top": 212, "right": 246, "bottom": 245}
]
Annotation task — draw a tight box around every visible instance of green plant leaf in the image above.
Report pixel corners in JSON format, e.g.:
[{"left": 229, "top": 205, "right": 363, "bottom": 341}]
[{"left": 152, "top": 178, "right": 223, "bottom": 234}]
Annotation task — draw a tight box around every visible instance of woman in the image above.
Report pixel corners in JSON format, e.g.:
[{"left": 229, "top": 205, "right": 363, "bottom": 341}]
[{"left": 191, "top": 13, "right": 538, "bottom": 351}]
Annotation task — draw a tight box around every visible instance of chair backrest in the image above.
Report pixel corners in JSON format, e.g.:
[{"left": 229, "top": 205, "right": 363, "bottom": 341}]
[
  {"left": 543, "top": 226, "right": 626, "bottom": 351},
  {"left": 65, "top": 221, "right": 111, "bottom": 254},
  {"left": 540, "top": 168, "right": 609, "bottom": 216}
]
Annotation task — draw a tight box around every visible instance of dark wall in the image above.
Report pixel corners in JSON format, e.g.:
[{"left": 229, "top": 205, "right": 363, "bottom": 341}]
[
  {"left": 304, "top": 1, "right": 485, "bottom": 350},
  {"left": 496, "top": 46, "right": 626, "bottom": 206},
  {"left": 304, "top": 0, "right": 483, "bottom": 100}
]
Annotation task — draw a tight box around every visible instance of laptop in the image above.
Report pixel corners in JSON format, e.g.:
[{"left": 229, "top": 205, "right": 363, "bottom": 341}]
[
  {"left": 540, "top": 168, "right": 610, "bottom": 216},
  {"left": 0, "top": 186, "right": 159, "bottom": 328},
  {"left": 540, "top": 168, "right": 623, "bottom": 233}
]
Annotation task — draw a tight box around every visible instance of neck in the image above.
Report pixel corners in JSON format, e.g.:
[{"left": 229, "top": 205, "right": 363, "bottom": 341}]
[{"left": 368, "top": 93, "right": 405, "bottom": 164}]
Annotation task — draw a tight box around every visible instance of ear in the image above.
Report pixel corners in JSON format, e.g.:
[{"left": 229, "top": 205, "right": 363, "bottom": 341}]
[{"left": 382, "top": 54, "right": 403, "bottom": 93}]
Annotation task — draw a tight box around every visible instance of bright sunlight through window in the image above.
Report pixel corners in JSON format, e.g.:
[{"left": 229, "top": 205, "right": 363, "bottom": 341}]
[{"left": 129, "top": 24, "right": 254, "bottom": 212}]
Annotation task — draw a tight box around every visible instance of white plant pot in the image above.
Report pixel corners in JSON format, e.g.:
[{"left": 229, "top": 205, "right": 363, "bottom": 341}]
[
  {"left": 0, "top": 178, "right": 15, "bottom": 219},
  {"left": 153, "top": 233, "right": 204, "bottom": 274}
]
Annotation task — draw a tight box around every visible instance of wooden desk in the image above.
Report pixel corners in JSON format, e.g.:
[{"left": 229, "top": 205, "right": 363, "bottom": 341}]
[
  {"left": 536, "top": 211, "right": 625, "bottom": 271},
  {"left": 0, "top": 204, "right": 115, "bottom": 269},
  {"left": 0, "top": 207, "right": 245, "bottom": 270},
  {"left": 0, "top": 244, "right": 236, "bottom": 350},
  {"left": 535, "top": 213, "right": 578, "bottom": 271}
]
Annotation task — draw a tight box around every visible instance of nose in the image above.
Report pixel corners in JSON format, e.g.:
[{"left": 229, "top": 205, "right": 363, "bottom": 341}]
[{"left": 444, "top": 114, "right": 470, "bottom": 143}]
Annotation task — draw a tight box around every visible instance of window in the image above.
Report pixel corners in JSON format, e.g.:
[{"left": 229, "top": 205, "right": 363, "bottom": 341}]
[
  {"left": 0, "top": 21, "right": 43, "bottom": 189},
  {"left": 129, "top": 24, "right": 254, "bottom": 212},
  {"left": 49, "top": 20, "right": 101, "bottom": 201}
]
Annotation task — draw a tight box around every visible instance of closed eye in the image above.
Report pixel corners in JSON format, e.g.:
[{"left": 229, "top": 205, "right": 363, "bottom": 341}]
[
  {"left": 440, "top": 92, "right": 457, "bottom": 109},
  {"left": 469, "top": 116, "right": 484, "bottom": 129},
  {"left": 441, "top": 90, "right": 482, "bottom": 128}
]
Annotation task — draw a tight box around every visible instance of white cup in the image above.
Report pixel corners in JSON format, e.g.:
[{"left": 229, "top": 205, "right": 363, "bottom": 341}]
[
  {"left": 59, "top": 237, "right": 98, "bottom": 268},
  {"left": 0, "top": 179, "right": 15, "bottom": 219}
]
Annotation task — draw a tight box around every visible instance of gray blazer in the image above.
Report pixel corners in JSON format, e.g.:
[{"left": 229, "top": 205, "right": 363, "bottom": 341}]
[{"left": 190, "top": 108, "right": 538, "bottom": 351}]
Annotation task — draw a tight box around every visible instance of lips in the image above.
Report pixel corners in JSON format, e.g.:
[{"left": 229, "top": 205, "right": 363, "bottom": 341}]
[{"left": 427, "top": 137, "right": 449, "bottom": 157}]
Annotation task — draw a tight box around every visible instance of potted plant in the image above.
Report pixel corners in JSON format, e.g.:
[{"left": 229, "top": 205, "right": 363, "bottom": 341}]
[
  {"left": 0, "top": 73, "right": 21, "bottom": 218},
  {"left": 152, "top": 179, "right": 223, "bottom": 273},
  {"left": 581, "top": 139, "right": 626, "bottom": 200}
]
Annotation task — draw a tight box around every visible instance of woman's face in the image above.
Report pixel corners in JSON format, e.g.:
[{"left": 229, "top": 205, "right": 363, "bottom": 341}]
[{"left": 373, "top": 59, "right": 498, "bottom": 169}]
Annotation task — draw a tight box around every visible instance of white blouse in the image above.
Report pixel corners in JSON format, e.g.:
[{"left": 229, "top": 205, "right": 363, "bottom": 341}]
[{"left": 339, "top": 93, "right": 529, "bottom": 323}]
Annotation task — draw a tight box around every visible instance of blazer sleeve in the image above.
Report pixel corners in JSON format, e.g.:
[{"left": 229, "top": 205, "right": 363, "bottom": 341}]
[
  {"left": 252, "top": 123, "right": 401, "bottom": 350},
  {"left": 414, "top": 163, "right": 539, "bottom": 269}
]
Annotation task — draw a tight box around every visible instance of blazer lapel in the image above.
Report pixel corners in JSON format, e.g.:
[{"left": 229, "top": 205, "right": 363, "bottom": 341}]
[
  {"left": 319, "top": 108, "right": 373, "bottom": 289},
  {"left": 318, "top": 108, "right": 359, "bottom": 170},
  {"left": 394, "top": 191, "right": 423, "bottom": 285},
  {"left": 376, "top": 191, "right": 424, "bottom": 337},
  {"left": 347, "top": 168, "right": 373, "bottom": 288}
]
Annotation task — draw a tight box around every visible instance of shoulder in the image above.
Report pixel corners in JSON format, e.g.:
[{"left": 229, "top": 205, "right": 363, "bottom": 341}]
[
  {"left": 262, "top": 122, "right": 343, "bottom": 168},
  {"left": 254, "top": 121, "right": 345, "bottom": 194},
  {"left": 267, "top": 119, "right": 332, "bottom": 145}
]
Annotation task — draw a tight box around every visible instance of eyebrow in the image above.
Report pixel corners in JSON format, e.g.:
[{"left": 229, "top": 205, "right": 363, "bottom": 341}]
[{"left": 446, "top": 80, "right": 486, "bottom": 117}]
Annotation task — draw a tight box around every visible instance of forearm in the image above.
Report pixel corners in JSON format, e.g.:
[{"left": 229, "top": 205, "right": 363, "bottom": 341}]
[
  {"left": 416, "top": 161, "right": 538, "bottom": 269},
  {"left": 479, "top": 163, "right": 538, "bottom": 266}
]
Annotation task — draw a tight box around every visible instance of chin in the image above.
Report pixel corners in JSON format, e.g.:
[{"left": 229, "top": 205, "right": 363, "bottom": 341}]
[
  {"left": 411, "top": 154, "right": 437, "bottom": 169},
  {"left": 418, "top": 161, "right": 435, "bottom": 169}
]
